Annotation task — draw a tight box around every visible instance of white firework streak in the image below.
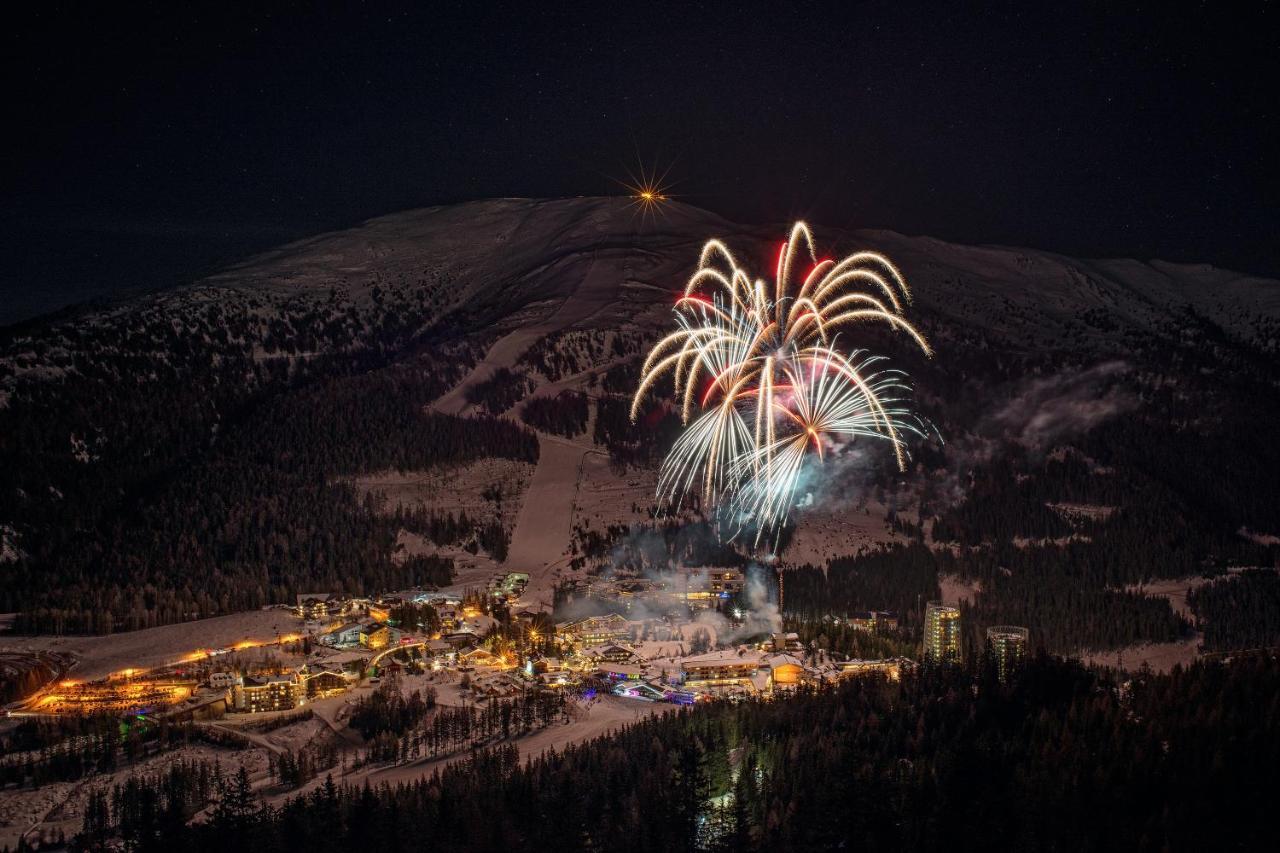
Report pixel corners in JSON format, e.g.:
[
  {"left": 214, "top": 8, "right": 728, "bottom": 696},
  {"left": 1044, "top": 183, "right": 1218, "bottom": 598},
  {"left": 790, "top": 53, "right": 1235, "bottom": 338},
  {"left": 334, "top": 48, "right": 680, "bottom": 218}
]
[
  {"left": 726, "top": 349, "right": 925, "bottom": 541},
  {"left": 632, "top": 222, "right": 933, "bottom": 542}
]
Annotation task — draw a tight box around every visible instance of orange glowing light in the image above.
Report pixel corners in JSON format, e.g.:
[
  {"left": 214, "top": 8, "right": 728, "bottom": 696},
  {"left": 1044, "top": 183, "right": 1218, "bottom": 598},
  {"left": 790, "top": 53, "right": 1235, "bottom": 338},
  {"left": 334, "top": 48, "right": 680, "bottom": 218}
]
[{"left": 617, "top": 157, "right": 676, "bottom": 225}]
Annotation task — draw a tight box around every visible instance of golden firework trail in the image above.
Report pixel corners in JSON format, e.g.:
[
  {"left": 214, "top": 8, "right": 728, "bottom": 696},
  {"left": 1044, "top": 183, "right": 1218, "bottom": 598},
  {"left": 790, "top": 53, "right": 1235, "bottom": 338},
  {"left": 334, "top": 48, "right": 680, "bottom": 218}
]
[{"left": 631, "top": 222, "right": 932, "bottom": 542}]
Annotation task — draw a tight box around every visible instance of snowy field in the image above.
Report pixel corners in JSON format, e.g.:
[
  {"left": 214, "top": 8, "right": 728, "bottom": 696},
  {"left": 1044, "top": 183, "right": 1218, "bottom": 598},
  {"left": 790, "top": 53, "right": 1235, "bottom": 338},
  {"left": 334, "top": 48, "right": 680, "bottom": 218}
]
[{"left": 0, "top": 609, "right": 296, "bottom": 683}]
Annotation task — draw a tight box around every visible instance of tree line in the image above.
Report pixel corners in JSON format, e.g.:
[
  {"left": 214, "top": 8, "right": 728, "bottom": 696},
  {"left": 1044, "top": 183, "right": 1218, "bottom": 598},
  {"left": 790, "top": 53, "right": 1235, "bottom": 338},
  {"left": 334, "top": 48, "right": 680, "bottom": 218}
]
[
  {"left": 1189, "top": 569, "right": 1280, "bottom": 652},
  {"left": 520, "top": 390, "right": 589, "bottom": 437},
  {"left": 55, "top": 653, "right": 1280, "bottom": 852}
]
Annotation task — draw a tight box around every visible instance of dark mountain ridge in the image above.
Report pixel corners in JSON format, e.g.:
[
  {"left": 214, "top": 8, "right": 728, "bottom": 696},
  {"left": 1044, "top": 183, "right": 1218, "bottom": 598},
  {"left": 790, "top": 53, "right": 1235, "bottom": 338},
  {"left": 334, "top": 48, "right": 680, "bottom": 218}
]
[{"left": 2, "top": 198, "right": 1277, "bottom": 645}]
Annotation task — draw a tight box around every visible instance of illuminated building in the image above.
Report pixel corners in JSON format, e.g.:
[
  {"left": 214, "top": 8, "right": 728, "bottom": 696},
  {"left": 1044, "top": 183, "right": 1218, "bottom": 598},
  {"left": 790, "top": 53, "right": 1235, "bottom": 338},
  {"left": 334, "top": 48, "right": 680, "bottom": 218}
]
[
  {"left": 578, "top": 643, "right": 642, "bottom": 665},
  {"left": 766, "top": 654, "right": 807, "bottom": 687},
  {"left": 986, "top": 625, "right": 1029, "bottom": 682},
  {"left": 673, "top": 567, "right": 745, "bottom": 609},
  {"left": 296, "top": 593, "right": 355, "bottom": 621},
  {"left": 35, "top": 679, "right": 197, "bottom": 715},
  {"left": 680, "top": 650, "right": 767, "bottom": 692},
  {"left": 849, "top": 611, "right": 878, "bottom": 632},
  {"left": 557, "top": 614, "right": 631, "bottom": 646},
  {"left": 835, "top": 658, "right": 908, "bottom": 682},
  {"left": 320, "top": 622, "right": 363, "bottom": 648},
  {"left": 924, "top": 602, "right": 962, "bottom": 665},
  {"left": 459, "top": 647, "right": 504, "bottom": 667},
  {"left": 359, "top": 622, "right": 391, "bottom": 650},
  {"left": 300, "top": 667, "right": 353, "bottom": 699},
  {"left": 849, "top": 611, "right": 900, "bottom": 633},
  {"left": 295, "top": 593, "right": 332, "bottom": 621},
  {"left": 233, "top": 675, "right": 299, "bottom": 713},
  {"left": 770, "top": 632, "right": 804, "bottom": 653},
  {"left": 488, "top": 572, "right": 530, "bottom": 601}
]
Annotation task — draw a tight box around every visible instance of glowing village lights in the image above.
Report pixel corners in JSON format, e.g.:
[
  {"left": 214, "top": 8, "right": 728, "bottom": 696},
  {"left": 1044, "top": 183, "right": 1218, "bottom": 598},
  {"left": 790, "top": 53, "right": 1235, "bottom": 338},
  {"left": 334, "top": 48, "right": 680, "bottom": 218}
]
[{"left": 632, "top": 222, "right": 932, "bottom": 542}]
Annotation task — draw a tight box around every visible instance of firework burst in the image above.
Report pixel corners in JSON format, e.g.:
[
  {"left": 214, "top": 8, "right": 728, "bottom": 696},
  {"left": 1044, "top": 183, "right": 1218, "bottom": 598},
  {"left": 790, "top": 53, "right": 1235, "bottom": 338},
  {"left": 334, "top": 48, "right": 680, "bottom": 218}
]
[{"left": 631, "top": 222, "right": 932, "bottom": 542}]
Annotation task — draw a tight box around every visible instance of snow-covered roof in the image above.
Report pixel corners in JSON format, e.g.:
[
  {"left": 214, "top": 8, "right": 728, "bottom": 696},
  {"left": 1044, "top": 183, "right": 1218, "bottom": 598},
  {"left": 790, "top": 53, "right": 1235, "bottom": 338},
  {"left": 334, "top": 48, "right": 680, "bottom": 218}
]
[
  {"left": 680, "top": 649, "right": 764, "bottom": 667},
  {"left": 599, "top": 663, "right": 646, "bottom": 677},
  {"left": 580, "top": 642, "right": 638, "bottom": 657}
]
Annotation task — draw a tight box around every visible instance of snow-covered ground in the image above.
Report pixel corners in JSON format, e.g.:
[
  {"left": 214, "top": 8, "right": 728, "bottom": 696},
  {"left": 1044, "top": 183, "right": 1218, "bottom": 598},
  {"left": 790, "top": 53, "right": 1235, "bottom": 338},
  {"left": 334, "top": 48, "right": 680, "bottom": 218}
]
[
  {"left": 186, "top": 197, "right": 1280, "bottom": 354},
  {"left": 1079, "top": 637, "right": 1201, "bottom": 674},
  {"left": 0, "top": 741, "right": 260, "bottom": 851},
  {"left": 783, "top": 499, "right": 911, "bottom": 566},
  {"left": 0, "top": 609, "right": 295, "bottom": 682},
  {"left": 937, "top": 573, "right": 982, "bottom": 606},
  {"left": 1123, "top": 576, "right": 1210, "bottom": 625},
  {"left": 502, "top": 436, "right": 591, "bottom": 608}
]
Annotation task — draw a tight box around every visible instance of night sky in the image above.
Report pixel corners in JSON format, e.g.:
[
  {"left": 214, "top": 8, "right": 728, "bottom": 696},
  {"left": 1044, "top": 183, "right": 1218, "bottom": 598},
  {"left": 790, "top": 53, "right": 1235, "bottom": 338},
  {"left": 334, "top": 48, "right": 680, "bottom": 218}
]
[{"left": 4, "top": 1, "right": 1276, "bottom": 325}]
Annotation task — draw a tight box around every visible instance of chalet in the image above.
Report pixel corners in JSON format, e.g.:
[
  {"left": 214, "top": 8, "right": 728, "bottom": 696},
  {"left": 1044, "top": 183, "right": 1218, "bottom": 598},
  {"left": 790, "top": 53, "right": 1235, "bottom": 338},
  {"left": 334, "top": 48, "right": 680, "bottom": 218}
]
[
  {"left": 295, "top": 593, "right": 332, "bottom": 621},
  {"left": 296, "top": 593, "right": 358, "bottom": 621},
  {"left": 459, "top": 647, "right": 505, "bottom": 668},
  {"left": 530, "top": 656, "right": 565, "bottom": 674},
  {"left": 300, "top": 666, "right": 354, "bottom": 698},
  {"left": 578, "top": 643, "right": 642, "bottom": 665},
  {"left": 557, "top": 613, "right": 631, "bottom": 646},
  {"left": 764, "top": 653, "right": 807, "bottom": 687},
  {"left": 424, "top": 639, "right": 453, "bottom": 657},
  {"left": 769, "top": 632, "right": 804, "bottom": 654},
  {"left": 443, "top": 631, "right": 478, "bottom": 649},
  {"left": 380, "top": 660, "right": 405, "bottom": 676}
]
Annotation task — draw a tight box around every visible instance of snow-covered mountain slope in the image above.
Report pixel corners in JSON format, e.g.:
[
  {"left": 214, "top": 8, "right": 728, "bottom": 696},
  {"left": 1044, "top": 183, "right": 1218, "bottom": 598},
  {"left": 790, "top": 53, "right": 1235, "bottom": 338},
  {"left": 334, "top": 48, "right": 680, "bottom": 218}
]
[
  {"left": 2, "top": 197, "right": 1278, "bottom": 634},
  {"left": 193, "top": 196, "right": 1280, "bottom": 348},
  {"left": 5, "top": 196, "right": 1276, "bottom": 389}
]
